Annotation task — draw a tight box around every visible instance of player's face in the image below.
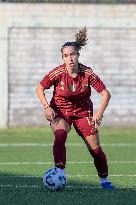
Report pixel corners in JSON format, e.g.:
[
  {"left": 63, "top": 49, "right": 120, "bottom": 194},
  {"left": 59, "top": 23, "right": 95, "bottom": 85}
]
[{"left": 62, "top": 46, "right": 79, "bottom": 70}]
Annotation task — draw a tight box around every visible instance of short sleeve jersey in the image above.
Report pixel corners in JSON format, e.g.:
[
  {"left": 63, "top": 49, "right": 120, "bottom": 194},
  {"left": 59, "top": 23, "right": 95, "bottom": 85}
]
[{"left": 40, "top": 63, "right": 106, "bottom": 117}]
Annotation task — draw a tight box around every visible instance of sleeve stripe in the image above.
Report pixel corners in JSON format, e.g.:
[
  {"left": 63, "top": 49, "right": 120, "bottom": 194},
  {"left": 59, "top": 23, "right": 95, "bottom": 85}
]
[
  {"left": 49, "top": 68, "right": 65, "bottom": 80},
  {"left": 80, "top": 69, "right": 97, "bottom": 79}
]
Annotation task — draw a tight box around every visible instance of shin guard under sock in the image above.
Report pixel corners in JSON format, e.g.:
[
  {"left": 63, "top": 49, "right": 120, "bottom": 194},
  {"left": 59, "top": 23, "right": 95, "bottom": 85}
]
[
  {"left": 90, "top": 146, "right": 108, "bottom": 178},
  {"left": 53, "top": 129, "right": 67, "bottom": 169}
]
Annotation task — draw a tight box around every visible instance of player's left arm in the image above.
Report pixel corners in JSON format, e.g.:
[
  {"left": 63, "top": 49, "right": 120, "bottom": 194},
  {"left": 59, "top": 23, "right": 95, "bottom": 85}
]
[
  {"left": 93, "top": 89, "right": 111, "bottom": 127},
  {"left": 88, "top": 69, "right": 111, "bottom": 127},
  {"left": 96, "top": 89, "right": 111, "bottom": 118}
]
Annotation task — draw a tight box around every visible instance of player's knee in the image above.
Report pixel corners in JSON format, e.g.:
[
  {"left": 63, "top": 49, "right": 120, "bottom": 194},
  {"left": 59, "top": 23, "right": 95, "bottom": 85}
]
[{"left": 54, "top": 129, "right": 67, "bottom": 146}]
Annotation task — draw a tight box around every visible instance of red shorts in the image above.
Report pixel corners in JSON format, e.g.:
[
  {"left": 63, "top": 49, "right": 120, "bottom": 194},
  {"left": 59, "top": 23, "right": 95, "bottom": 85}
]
[{"left": 54, "top": 110, "right": 98, "bottom": 137}]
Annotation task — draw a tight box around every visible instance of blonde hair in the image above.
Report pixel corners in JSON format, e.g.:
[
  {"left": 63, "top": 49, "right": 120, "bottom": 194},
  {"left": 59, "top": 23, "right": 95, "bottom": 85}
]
[{"left": 61, "top": 26, "right": 88, "bottom": 53}]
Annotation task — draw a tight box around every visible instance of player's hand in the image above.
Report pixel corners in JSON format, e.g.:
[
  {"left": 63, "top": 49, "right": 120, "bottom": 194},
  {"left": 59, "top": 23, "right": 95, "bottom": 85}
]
[
  {"left": 92, "top": 112, "right": 103, "bottom": 129},
  {"left": 44, "top": 107, "right": 56, "bottom": 124}
]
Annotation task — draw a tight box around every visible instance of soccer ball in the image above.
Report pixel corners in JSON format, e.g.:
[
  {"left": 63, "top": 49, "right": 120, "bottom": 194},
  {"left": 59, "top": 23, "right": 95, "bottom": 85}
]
[{"left": 43, "top": 167, "right": 67, "bottom": 190}]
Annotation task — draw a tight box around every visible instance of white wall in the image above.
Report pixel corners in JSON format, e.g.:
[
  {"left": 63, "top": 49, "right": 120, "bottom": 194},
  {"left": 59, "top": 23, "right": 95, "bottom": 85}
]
[{"left": 0, "top": 3, "right": 136, "bottom": 127}]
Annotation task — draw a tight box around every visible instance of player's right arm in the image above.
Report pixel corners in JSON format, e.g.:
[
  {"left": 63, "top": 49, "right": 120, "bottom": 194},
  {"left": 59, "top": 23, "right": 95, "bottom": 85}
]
[
  {"left": 36, "top": 64, "right": 65, "bottom": 123},
  {"left": 36, "top": 82, "right": 56, "bottom": 123}
]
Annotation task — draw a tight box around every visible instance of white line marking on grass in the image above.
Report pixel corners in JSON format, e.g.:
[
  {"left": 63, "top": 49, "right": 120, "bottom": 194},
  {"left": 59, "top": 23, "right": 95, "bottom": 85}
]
[
  {"left": 0, "top": 143, "right": 53, "bottom": 147},
  {"left": 109, "top": 161, "right": 136, "bottom": 164},
  {"left": 0, "top": 161, "right": 136, "bottom": 165},
  {"left": 0, "top": 143, "right": 136, "bottom": 147},
  {"left": 102, "top": 143, "right": 136, "bottom": 147},
  {"left": 0, "top": 174, "right": 136, "bottom": 178},
  {"left": 67, "top": 174, "right": 136, "bottom": 177},
  {"left": 0, "top": 184, "right": 40, "bottom": 188},
  {"left": 0, "top": 184, "right": 135, "bottom": 189},
  {"left": 0, "top": 184, "right": 103, "bottom": 189}
]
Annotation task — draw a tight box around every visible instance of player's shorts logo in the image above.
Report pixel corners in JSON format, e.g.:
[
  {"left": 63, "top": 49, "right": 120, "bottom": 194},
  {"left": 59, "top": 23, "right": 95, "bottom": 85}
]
[{"left": 82, "top": 83, "right": 88, "bottom": 88}]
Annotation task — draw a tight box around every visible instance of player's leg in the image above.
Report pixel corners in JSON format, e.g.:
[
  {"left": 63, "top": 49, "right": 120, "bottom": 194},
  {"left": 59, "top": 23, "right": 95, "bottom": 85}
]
[
  {"left": 73, "top": 117, "right": 114, "bottom": 190},
  {"left": 85, "top": 133, "right": 109, "bottom": 185},
  {"left": 50, "top": 117, "right": 71, "bottom": 169}
]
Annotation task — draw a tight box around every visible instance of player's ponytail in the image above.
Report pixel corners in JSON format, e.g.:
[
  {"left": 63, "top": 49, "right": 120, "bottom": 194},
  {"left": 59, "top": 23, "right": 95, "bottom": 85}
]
[
  {"left": 61, "top": 26, "right": 88, "bottom": 53},
  {"left": 75, "top": 26, "right": 88, "bottom": 51}
]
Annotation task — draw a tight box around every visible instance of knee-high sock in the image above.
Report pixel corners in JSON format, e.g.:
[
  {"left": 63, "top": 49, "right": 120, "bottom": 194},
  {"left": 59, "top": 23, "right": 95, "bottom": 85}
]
[
  {"left": 53, "top": 129, "right": 67, "bottom": 169},
  {"left": 90, "top": 146, "right": 108, "bottom": 178}
]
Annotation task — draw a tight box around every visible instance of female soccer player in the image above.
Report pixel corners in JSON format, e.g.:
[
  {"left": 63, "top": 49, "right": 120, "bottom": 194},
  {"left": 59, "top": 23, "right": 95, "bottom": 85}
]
[{"left": 36, "top": 27, "right": 114, "bottom": 190}]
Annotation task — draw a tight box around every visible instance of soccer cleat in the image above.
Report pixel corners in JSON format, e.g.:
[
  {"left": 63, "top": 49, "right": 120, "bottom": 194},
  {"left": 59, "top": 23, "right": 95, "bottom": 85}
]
[{"left": 101, "top": 182, "right": 114, "bottom": 190}]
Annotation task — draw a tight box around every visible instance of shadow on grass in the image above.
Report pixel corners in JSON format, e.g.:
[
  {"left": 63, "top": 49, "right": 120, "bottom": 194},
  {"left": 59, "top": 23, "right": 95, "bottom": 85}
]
[{"left": 0, "top": 173, "right": 135, "bottom": 205}]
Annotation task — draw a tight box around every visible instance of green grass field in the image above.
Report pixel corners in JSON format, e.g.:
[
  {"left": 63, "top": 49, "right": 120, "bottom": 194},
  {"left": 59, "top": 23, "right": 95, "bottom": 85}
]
[{"left": 0, "top": 127, "right": 136, "bottom": 205}]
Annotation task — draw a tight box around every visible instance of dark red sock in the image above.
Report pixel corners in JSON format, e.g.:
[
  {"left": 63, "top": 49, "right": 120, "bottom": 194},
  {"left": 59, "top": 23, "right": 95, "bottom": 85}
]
[
  {"left": 53, "top": 129, "right": 67, "bottom": 169},
  {"left": 90, "top": 146, "right": 108, "bottom": 178}
]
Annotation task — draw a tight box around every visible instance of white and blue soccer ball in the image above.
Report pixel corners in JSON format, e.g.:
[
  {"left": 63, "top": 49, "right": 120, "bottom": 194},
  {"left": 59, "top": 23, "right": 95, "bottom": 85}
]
[{"left": 43, "top": 167, "right": 67, "bottom": 190}]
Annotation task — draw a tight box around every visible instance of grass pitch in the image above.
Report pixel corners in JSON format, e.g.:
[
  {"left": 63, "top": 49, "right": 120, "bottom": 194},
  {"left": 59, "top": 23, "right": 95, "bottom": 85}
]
[{"left": 0, "top": 127, "right": 136, "bottom": 205}]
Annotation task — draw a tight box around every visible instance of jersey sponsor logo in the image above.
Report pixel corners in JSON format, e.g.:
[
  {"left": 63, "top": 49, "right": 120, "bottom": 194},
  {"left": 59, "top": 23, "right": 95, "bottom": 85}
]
[
  {"left": 60, "top": 81, "right": 65, "bottom": 91},
  {"left": 60, "top": 82, "right": 64, "bottom": 85}
]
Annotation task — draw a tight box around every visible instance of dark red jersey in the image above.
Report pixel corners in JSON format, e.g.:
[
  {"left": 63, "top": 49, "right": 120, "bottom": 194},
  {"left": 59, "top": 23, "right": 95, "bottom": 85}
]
[{"left": 40, "top": 63, "right": 106, "bottom": 117}]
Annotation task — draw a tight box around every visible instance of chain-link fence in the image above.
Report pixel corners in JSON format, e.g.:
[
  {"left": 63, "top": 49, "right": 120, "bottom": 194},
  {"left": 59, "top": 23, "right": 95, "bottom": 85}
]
[{"left": 0, "top": 0, "right": 135, "bottom": 4}]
